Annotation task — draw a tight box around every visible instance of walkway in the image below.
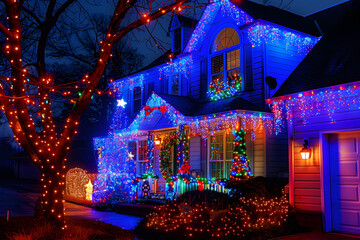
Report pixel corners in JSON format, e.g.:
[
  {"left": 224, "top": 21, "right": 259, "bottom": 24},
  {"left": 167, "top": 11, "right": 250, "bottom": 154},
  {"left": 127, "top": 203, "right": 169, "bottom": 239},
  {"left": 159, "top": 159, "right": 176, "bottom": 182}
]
[
  {"left": 273, "top": 232, "right": 360, "bottom": 239},
  {"left": 65, "top": 202, "right": 143, "bottom": 230}
]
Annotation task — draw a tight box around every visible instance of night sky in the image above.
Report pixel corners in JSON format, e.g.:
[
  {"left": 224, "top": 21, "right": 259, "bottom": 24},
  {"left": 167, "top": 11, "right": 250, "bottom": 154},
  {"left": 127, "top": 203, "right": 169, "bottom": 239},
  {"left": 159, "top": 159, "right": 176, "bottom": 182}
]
[{"left": 108, "top": 0, "right": 349, "bottom": 68}]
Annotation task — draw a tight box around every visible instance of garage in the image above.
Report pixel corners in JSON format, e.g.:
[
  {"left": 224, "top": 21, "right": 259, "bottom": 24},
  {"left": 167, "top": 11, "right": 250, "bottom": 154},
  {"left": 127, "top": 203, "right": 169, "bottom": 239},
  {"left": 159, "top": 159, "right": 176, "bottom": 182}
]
[{"left": 329, "top": 132, "right": 360, "bottom": 234}]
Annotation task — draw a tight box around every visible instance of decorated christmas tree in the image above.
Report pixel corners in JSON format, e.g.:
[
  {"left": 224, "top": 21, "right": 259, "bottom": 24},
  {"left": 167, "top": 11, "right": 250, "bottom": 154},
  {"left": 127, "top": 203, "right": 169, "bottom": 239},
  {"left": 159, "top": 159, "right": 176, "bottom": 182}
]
[
  {"left": 177, "top": 125, "right": 191, "bottom": 182},
  {"left": 109, "top": 98, "right": 128, "bottom": 132},
  {"left": 230, "top": 124, "right": 252, "bottom": 179},
  {"left": 93, "top": 136, "right": 137, "bottom": 204}
]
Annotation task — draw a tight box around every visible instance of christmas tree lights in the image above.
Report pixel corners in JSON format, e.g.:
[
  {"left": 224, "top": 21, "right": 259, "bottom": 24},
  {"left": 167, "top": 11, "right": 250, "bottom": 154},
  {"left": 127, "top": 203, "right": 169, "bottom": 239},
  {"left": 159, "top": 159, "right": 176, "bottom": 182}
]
[
  {"left": 93, "top": 136, "right": 137, "bottom": 204},
  {"left": 230, "top": 124, "right": 252, "bottom": 179},
  {"left": 177, "top": 125, "right": 191, "bottom": 182}
]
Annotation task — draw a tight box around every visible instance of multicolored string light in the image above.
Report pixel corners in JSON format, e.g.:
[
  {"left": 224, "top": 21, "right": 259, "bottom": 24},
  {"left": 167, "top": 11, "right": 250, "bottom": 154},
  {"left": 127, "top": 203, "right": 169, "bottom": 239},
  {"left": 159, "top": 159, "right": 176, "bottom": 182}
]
[
  {"left": 207, "top": 74, "right": 242, "bottom": 101},
  {"left": 230, "top": 124, "right": 252, "bottom": 179},
  {"left": 267, "top": 82, "right": 360, "bottom": 133}
]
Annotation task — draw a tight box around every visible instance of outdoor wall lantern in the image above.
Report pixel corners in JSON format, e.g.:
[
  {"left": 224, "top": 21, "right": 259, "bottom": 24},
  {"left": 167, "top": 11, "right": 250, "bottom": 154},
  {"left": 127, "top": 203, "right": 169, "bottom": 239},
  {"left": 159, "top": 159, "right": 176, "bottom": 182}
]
[
  {"left": 154, "top": 136, "right": 161, "bottom": 146},
  {"left": 300, "top": 139, "right": 311, "bottom": 160}
]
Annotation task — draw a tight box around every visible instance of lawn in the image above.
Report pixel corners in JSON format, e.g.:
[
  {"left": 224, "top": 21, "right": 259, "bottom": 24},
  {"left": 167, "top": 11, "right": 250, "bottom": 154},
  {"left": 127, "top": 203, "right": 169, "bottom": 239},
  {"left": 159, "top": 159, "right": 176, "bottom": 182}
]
[{"left": 0, "top": 216, "right": 134, "bottom": 240}]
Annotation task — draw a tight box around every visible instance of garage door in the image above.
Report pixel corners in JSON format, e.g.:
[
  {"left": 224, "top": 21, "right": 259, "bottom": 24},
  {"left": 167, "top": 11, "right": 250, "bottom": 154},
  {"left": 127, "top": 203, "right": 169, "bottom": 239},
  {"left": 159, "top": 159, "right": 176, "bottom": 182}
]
[{"left": 330, "top": 132, "right": 360, "bottom": 234}]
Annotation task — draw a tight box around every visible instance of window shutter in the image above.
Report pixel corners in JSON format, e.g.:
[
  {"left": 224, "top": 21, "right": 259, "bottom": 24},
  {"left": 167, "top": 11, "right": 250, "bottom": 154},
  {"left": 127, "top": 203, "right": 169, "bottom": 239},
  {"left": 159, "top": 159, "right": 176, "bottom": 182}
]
[
  {"left": 244, "top": 43, "right": 253, "bottom": 91},
  {"left": 200, "top": 59, "right": 207, "bottom": 98},
  {"left": 200, "top": 137, "right": 207, "bottom": 178}
]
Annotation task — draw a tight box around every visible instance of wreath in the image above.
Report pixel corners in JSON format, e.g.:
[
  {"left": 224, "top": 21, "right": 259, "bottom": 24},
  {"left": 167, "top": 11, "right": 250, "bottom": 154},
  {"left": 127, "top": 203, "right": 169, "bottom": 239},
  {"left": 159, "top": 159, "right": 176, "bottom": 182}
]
[{"left": 159, "top": 132, "right": 179, "bottom": 182}]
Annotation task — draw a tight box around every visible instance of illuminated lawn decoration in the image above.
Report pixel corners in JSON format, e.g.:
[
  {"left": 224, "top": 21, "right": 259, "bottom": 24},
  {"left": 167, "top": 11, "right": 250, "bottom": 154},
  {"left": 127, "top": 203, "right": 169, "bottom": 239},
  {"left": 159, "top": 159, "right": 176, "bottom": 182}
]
[
  {"left": 248, "top": 22, "right": 321, "bottom": 54},
  {"left": 267, "top": 82, "right": 360, "bottom": 133},
  {"left": 85, "top": 180, "right": 93, "bottom": 201},
  {"left": 93, "top": 136, "right": 137, "bottom": 204},
  {"left": 66, "top": 168, "right": 93, "bottom": 200},
  {"left": 208, "top": 74, "right": 242, "bottom": 101},
  {"left": 230, "top": 124, "right": 252, "bottom": 179}
]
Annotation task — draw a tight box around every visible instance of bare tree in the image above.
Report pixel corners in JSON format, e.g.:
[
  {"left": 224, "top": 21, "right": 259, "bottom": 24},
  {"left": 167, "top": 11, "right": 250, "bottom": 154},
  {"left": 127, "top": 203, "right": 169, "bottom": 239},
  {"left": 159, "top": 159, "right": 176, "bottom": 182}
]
[{"left": 0, "top": 0, "right": 190, "bottom": 229}]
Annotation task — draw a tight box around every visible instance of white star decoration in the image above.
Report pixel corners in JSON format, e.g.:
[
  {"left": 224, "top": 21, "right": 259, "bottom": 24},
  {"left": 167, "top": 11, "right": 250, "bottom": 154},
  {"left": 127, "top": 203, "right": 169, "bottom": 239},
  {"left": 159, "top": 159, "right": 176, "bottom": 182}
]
[
  {"left": 128, "top": 152, "right": 134, "bottom": 160},
  {"left": 117, "top": 99, "right": 127, "bottom": 108}
]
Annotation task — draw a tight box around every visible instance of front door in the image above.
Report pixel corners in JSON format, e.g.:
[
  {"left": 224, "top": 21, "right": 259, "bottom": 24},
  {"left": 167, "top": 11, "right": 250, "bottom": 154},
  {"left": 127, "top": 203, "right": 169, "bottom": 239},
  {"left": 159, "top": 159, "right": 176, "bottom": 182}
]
[{"left": 329, "top": 132, "right": 360, "bottom": 234}]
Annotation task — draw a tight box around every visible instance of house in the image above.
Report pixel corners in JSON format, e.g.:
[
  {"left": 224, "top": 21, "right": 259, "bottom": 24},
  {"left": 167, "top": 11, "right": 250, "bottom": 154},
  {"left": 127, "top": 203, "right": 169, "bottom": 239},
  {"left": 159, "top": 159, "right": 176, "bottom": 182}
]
[
  {"left": 93, "top": 0, "right": 321, "bottom": 201},
  {"left": 267, "top": 0, "right": 360, "bottom": 235}
]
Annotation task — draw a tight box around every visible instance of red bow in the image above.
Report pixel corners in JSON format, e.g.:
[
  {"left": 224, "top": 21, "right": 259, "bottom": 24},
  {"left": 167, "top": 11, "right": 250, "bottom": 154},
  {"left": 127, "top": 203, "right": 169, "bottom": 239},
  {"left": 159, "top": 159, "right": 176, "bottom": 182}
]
[{"left": 144, "top": 105, "right": 167, "bottom": 118}]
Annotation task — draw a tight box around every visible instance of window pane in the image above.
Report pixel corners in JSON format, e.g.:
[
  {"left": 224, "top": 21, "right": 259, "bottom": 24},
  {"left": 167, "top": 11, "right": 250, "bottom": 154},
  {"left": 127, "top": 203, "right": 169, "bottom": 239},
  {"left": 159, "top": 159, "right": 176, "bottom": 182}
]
[
  {"left": 212, "top": 73, "right": 224, "bottom": 82},
  {"left": 137, "top": 162, "right": 147, "bottom": 176},
  {"left": 210, "top": 135, "right": 223, "bottom": 161},
  {"left": 224, "top": 161, "right": 232, "bottom": 179},
  {"left": 213, "top": 28, "right": 240, "bottom": 52},
  {"left": 128, "top": 141, "right": 137, "bottom": 160},
  {"left": 210, "top": 162, "right": 223, "bottom": 179},
  {"left": 227, "top": 49, "right": 240, "bottom": 70},
  {"left": 147, "top": 82, "right": 154, "bottom": 100},
  {"left": 226, "top": 133, "right": 234, "bottom": 160},
  {"left": 138, "top": 141, "right": 147, "bottom": 160},
  {"left": 211, "top": 55, "right": 223, "bottom": 74},
  {"left": 133, "top": 86, "right": 142, "bottom": 113},
  {"left": 170, "top": 74, "right": 180, "bottom": 95}
]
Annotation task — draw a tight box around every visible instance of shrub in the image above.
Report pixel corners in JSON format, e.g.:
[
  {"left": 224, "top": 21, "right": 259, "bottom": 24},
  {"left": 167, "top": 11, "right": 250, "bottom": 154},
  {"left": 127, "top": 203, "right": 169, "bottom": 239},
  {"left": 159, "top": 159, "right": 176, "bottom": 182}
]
[
  {"left": 177, "top": 190, "right": 231, "bottom": 210},
  {"left": 226, "top": 176, "right": 287, "bottom": 199},
  {"left": 141, "top": 190, "right": 289, "bottom": 239}
]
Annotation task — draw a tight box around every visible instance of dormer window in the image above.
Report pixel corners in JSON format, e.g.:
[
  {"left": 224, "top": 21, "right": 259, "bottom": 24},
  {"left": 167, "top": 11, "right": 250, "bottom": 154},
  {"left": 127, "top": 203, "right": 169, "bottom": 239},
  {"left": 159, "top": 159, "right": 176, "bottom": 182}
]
[
  {"left": 168, "top": 73, "right": 180, "bottom": 95},
  {"left": 209, "top": 28, "right": 242, "bottom": 98}
]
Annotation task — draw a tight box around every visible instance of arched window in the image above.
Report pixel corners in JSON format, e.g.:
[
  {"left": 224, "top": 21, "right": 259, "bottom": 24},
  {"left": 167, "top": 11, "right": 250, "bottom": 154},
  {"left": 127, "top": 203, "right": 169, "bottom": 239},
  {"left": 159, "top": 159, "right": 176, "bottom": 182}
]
[
  {"left": 210, "top": 28, "right": 241, "bottom": 90},
  {"left": 213, "top": 28, "right": 239, "bottom": 52}
]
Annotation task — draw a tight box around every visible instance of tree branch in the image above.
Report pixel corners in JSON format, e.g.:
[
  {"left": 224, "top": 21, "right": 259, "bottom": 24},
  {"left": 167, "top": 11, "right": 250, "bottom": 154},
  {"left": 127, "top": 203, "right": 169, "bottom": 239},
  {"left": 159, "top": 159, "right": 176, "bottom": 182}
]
[
  {"left": 0, "top": 22, "right": 13, "bottom": 39},
  {"left": 113, "top": 0, "right": 187, "bottom": 43},
  {"left": 53, "top": 0, "right": 77, "bottom": 24},
  {"left": 22, "top": 7, "right": 42, "bottom": 26}
]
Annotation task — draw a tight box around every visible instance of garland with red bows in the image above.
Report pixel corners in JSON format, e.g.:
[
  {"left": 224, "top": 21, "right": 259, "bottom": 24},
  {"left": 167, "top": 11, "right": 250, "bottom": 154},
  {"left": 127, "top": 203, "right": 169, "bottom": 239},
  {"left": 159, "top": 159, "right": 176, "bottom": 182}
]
[{"left": 144, "top": 104, "right": 167, "bottom": 118}]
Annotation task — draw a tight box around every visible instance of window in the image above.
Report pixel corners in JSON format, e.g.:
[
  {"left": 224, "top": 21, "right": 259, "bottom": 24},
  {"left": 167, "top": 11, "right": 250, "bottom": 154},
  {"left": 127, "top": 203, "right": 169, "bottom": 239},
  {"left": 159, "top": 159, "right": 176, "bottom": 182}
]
[
  {"left": 210, "top": 28, "right": 241, "bottom": 90},
  {"left": 147, "top": 82, "right": 154, "bottom": 98},
  {"left": 128, "top": 141, "right": 137, "bottom": 162},
  {"left": 137, "top": 140, "right": 147, "bottom": 176},
  {"left": 209, "top": 133, "right": 233, "bottom": 179},
  {"left": 168, "top": 73, "right": 180, "bottom": 95},
  {"left": 133, "top": 86, "right": 142, "bottom": 114},
  {"left": 208, "top": 132, "right": 254, "bottom": 179}
]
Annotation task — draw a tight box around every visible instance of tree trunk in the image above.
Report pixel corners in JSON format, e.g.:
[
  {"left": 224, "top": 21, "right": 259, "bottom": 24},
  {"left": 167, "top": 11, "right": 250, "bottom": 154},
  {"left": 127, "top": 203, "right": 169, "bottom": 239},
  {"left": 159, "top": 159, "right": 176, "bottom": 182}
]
[{"left": 39, "top": 160, "right": 66, "bottom": 229}]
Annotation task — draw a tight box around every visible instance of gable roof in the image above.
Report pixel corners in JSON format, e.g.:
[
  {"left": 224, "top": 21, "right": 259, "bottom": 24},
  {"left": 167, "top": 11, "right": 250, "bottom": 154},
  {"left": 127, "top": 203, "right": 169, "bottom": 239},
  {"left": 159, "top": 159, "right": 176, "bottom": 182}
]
[
  {"left": 233, "top": 0, "right": 321, "bottom": 36},
  {"left": 272, "top": 0, "right": 360, "bottom": 98}
]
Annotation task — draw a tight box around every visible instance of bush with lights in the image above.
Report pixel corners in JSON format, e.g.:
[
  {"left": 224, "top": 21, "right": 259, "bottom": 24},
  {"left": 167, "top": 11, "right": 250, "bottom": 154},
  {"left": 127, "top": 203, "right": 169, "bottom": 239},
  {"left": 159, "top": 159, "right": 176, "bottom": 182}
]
[{"left": 138, "top": 185, "right": 289, "bottom": 239}]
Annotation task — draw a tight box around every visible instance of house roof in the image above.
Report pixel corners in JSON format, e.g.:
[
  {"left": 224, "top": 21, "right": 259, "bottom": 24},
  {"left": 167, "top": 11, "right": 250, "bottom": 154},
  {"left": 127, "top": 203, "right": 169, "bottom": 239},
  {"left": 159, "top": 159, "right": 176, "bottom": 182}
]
[
  {"left": 157, "top": 93, "right": 268, "bottom": 116},
  {"left": 169, "top": 14, "right": 198, "bottom": 31},
  {"left": 272, "top": 0, "right": 360, "bottom": 98},
  {"left": 307, "top": 0, "right": 351, "bottom": 35},
  {"left": 233, "top": 0, "right": 321, "bottom": 36}
]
